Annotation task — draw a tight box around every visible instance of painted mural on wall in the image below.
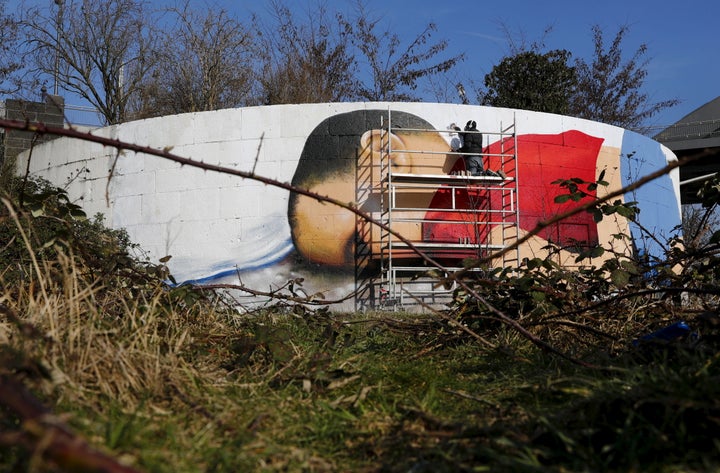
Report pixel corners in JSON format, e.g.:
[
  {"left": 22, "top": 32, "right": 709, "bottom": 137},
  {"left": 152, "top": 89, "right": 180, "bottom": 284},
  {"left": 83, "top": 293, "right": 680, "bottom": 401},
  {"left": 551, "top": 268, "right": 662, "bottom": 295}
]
[
  {"left": 287, "top": 109, "right": 678, "bottom": 273},
  {"left": 15, "top": 103, "right": 681, "bottom": 309}
]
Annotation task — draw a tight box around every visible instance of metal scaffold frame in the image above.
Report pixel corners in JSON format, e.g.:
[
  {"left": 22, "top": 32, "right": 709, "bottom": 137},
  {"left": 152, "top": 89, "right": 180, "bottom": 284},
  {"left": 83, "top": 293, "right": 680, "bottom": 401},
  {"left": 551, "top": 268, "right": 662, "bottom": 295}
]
[{"left": 374, "top": 109, "right": 519, "bottom": 309}]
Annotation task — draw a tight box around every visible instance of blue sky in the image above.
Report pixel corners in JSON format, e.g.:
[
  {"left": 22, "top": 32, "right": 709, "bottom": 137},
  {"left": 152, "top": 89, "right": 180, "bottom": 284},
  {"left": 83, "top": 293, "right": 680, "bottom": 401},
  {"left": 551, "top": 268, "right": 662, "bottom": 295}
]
[
  {"left": 403, "top": 0, "right": 717, "bottom": 129},
  {"left": 231, "top": 0, "right": 717, "bottom": 132},
  {"left": 9, "top": 0, "right": 720, "bottom": 131}
]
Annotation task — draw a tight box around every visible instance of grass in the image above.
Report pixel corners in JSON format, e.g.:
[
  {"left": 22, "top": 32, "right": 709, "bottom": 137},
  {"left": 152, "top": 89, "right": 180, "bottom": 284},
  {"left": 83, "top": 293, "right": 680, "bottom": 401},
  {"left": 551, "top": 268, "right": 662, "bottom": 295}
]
[
  {"left": 7, "top": 290, "right": 720, "bottom": 472},
  {"left": 3, "top": 187, "right": 720, "bottom": 472}
]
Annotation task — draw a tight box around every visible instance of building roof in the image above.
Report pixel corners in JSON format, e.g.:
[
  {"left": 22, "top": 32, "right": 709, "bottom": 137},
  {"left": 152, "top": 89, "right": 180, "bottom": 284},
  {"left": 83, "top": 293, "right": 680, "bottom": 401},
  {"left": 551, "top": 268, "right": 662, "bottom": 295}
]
[
  {"left": 654, "top": 96, "right": 720, "bottom": 205},
  {"left": 654, "top": 96, "right": 720, "bottom": 150}
]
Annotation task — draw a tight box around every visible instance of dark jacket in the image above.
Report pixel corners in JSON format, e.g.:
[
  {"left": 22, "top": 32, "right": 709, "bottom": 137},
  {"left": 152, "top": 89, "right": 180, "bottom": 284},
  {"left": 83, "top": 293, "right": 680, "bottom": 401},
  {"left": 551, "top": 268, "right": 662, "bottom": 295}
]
[{"left": 460, "top": 124, "right": 483, "bottom": 155}]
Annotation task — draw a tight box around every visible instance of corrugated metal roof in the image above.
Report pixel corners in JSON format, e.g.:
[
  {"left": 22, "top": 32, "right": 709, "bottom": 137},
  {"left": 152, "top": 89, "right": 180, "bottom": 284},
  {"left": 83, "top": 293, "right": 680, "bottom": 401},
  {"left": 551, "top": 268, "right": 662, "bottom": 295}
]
[
  {"left": 654, "top": 96, "right": 720, "bottom": 148},
  {"left": 654, "top": 96, "right": 720, "bottom": 204}
]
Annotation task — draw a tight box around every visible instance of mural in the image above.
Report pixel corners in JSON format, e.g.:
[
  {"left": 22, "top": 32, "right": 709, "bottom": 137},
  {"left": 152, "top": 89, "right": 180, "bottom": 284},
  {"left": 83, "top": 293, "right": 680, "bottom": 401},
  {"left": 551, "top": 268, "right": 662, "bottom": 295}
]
[
  {"left": 14, "top": 103, "right": 682, "bottom": 309},
  {"left": 425, "top": 131, "right": 605, "bottom": 250},
  {"left": 287, "top": 109, "right": 678, "bottom": 274},
  {"left": 289, "top": 110, "right": 453, "bottom": 267}
]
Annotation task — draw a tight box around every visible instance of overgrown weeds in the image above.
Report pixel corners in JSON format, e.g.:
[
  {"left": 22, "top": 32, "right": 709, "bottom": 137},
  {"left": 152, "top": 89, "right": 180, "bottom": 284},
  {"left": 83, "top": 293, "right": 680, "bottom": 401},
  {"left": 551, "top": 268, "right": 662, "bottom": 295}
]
[{"left": 3, "top": 174, "right": 720, "bottom": 472}]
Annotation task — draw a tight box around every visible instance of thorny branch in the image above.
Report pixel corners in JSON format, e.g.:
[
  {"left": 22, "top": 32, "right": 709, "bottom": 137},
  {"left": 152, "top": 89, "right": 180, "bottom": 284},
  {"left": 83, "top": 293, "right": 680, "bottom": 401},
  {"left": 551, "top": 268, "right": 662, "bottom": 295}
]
[
  {"left": 0, "top": 118, "right": 707, "bottom": 367},
  {"left": 0, "top": 375, "right": 143, "bottom": 473},
  {"left": 0, "top": 118, "right": 710, "bottom": 471},
  {"left": 201, "top": 281, "right": 359, "bottom": 305},
  {"left": 0, "top": 303, "right": 142, "bottom": 472}
]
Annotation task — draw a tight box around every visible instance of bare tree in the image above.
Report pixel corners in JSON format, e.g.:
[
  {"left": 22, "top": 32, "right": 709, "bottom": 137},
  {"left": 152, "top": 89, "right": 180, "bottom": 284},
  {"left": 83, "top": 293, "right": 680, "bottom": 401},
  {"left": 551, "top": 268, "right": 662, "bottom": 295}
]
[
  {"left": 341, "top": 1, "right": 464, "bottom": 102},
  {"left": 570, "top": 25, "right": 679, "bottom": 133},
  {"left": 682, "top": 204, "right": 719, "bottom": 250},
  {"left": 131, "top": 1, "right": 256, "bottom": 118},
  {"left": 20, "top": 0, "right": 158, "bottom": 125},
  {"left": 253, "top": 0, "right": 464, "bottom": 105},
  {"left": 0, "top": 0, "right": 22, "bottom": 95},
  {"left": 256, "top": 0, "right": 356, "bottom": 105},
  {"left": 475, "top": 23, "right": 677, "bottom": 132}
]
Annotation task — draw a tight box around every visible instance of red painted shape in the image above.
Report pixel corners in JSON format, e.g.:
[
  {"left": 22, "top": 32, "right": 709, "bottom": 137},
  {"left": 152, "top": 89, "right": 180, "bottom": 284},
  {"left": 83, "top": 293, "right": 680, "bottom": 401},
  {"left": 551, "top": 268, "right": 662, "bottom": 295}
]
[{"left": 423, "top": 130, "right": 604, "bottom": 250}]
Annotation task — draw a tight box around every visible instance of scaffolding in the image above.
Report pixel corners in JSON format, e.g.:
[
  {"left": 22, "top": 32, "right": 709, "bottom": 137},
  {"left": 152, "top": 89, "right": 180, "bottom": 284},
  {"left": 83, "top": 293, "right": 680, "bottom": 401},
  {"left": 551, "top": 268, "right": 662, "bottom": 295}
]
[{"left": 373, "top": 110, "right": 519, "bottom": 309}]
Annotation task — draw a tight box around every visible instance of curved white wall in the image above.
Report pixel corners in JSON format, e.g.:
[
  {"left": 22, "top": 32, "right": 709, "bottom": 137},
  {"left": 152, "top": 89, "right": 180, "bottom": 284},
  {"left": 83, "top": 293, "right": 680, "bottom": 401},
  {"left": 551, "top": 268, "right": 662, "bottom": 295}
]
[{"left": 16, "top": 102, "right": 681, "bottom": 310}]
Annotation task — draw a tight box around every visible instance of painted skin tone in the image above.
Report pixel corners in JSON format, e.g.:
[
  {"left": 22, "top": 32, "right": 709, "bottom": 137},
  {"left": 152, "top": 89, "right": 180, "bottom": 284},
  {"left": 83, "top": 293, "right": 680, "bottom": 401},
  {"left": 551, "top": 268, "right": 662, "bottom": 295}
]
[
  {"left": 290, "top": 127, "right": 458, "bottom": 266},
  {"left": 290, "top": 123, "right": 627, "bottom": 270}
]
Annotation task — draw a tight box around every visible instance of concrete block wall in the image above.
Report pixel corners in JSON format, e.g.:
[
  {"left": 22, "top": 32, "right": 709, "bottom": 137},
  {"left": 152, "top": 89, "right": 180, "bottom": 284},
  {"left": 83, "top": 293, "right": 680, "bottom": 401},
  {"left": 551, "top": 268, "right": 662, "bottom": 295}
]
[
  {"left": 1, "top": 95, "right": 65, "bottom": 167},
  {"left": 14, "top": 102, "right": 682, "bottom": 310}
]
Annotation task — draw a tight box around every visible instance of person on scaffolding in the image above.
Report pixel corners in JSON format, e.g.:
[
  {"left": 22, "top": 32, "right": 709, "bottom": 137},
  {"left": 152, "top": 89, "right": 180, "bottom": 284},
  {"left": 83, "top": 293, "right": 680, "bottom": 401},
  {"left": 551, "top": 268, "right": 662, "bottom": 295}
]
[{"left": 460, "top": 120, "right": 499, "bottom": 177}]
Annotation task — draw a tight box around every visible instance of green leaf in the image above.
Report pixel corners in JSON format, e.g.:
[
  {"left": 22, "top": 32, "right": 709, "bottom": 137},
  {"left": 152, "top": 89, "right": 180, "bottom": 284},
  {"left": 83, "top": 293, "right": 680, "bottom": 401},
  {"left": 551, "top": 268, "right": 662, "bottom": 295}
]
[
  {"left": 519, "top": 276, "right": 536, "bottom": 291},
  {"left": 526, "top": 258, "right": 542, "bottom": 270},
  {"left": 574, "top": 246, "right": 603, "bottom": 263},
  {"left": 554, "top": 195, "right": 571, "bottom": 204},
  {"left": 616, "top": 206, "right": 636, "bottom": 218},
  {"left": 590, "top": 246, "right": 605, "bottom": 258},
  {"left": 620, "top": 259, "right": 640, "bottom": 275},
  {"left": 266, "top": 339, "right": 294, "bottom": 363},
  {"left": 610, "top": 269, "right": 630, "bottom": 288},
  {"left": 69, "top": 207, "right": 87, "bottom": 219}
]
